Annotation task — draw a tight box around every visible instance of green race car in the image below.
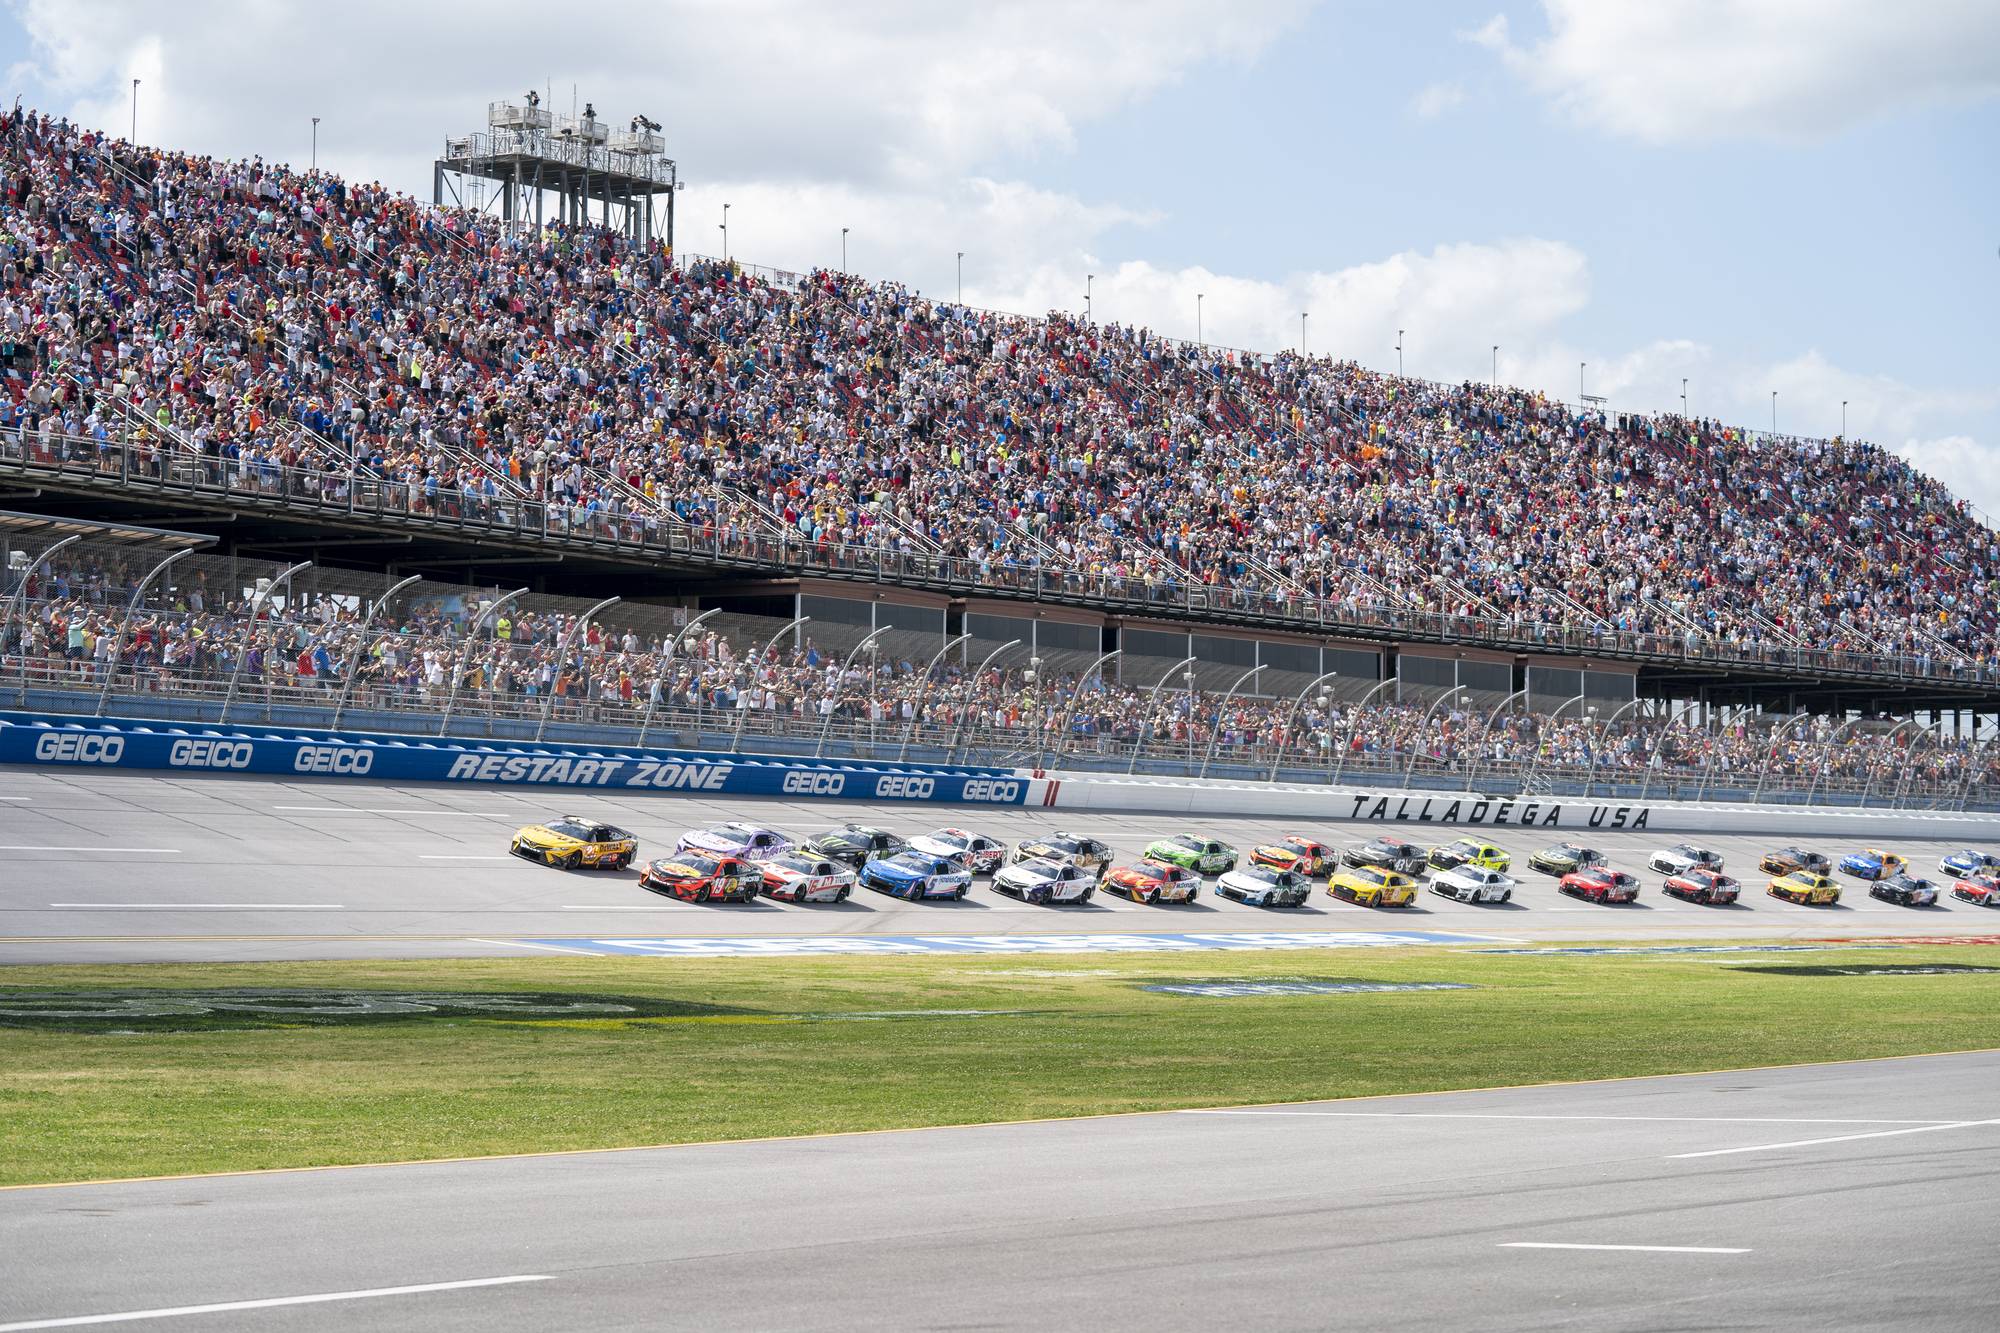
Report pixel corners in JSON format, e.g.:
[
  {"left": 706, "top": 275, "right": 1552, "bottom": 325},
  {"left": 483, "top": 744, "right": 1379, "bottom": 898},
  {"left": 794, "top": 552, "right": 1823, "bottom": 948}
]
[
  {"left": 1142, "top": 833, "right": 1238, "bottom": 876},
  {"left": 1527, "top": 842, "right": 1605, "bottom": 877}
]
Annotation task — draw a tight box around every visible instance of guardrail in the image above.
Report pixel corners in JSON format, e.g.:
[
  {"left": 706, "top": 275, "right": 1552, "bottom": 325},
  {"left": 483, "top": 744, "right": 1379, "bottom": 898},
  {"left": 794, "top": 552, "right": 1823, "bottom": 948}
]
[{"left": 3, "top": 428, "right": 1993, "bottom": 695}]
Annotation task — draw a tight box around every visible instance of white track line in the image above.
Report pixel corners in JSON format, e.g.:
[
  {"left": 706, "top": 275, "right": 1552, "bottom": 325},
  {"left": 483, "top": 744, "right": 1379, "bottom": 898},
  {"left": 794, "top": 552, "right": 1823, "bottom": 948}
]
[
  {"left": 48, "top": 903, "right": 343, "bottom": 910},
  {"left": 560, "top": 904, "right": 693, "bottom": 911},
  {"left": 466, "top": 938, "right": 603, "bottom": 956},
  {"left": 418, "top": 855, "right": 513, "bottom": 861},
  {"left": 1499, "top": 1243, "right": 1749, "bottom": 1255},
  {"left": 273, "top": 806, "right": 512, "bottom": 817},
  {"left": 1181, "top": 1111, "right": 1957, "bottom": 1126},
  {"left": 0, "top": 795, "right": 30, "bottom": 801},
  {"left": 1670, "top": 1118, "right": 2000, "bottom": 1159},
  {"left": 0, "top": 1275, "right": 555, "bottom": 1331},
  {"left": 0, "top": 846, "right": 181, "bottom": 854}
]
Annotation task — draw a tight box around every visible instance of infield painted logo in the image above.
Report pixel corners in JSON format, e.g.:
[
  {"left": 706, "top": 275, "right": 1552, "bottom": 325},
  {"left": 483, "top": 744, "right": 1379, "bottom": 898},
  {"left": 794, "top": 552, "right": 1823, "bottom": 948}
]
[
  {"left": 1143, "top": 980, "right": 1476, "bottom": 997},
  {"left": 512, "top": 931, "right": 1507, "bottom": 958}
]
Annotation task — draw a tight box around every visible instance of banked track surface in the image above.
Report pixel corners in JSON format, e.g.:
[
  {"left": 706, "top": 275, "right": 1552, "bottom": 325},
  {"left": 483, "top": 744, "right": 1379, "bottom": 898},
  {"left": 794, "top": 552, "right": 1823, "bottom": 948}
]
[{"left": 0, "top": 769, "right": 1995, "bottom": 963}]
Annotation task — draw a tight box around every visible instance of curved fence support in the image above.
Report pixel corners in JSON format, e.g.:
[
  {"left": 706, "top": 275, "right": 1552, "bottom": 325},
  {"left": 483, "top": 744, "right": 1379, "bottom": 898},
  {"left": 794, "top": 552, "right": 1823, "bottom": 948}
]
[
  {"left": 1522, "top": 692, "right": 1587, "bottom": 795},
  {"left": 218, "top": 561, "right": 312, "bottom": 724},
  {"left": 1581, "top": 696, "right": 1642, "bottom": 797},
  {"left": 1198, "top": 664, "right": 1265, "bottom": 779},
  {"left": 815, "top": 626, "right": 889, "bottom": 758},
  {"left": 1464, "top": 687, "right": 1529, "bottom": 794},
  {"left": 1332, "top": 674, "right": 1400, "bottom": 788},
  {"left": 898, "top": 632, "right": 969, "bottom": 763},
  {"left": 1130, "top": 654, "right": 1197, "bottom": 776},
  {"left": 949, "top": 639, "right": 1021, "bottom": 764},
  {"left": 7, "top": 534, "right": 84, "bottom": 706},
  {"left": 1804, "top": 715, "right": 1869, "bottom": 806},
  {"left": 329, "top": 574, "right": 423, "bottom": 730},
  {"left": 1402, "top": 685, "right": 1467, "bottom": 787},
  {"left": 727, "top": 615, "right": 807, "bottom": 754},
  {"left": 438, "top": 587, "right": 527, "bottom": 737},
  {"left": 1860, "top": 718, "right": 1918, "bottom": 809},
  {"left": 94, "top": 548, "right": 199, "bottom": 716},
  {"left": 535, "top": 596, "right": 620, "bottom": 742},
  {"left": 1046, "top": 649, "right": 1118, "bottom": 770},
  {"left": 639, "top": 608, "right": 723, "bottom": 749},
  {"left": 1270, "top": 668, "right": 1345, "bottom": 782}
]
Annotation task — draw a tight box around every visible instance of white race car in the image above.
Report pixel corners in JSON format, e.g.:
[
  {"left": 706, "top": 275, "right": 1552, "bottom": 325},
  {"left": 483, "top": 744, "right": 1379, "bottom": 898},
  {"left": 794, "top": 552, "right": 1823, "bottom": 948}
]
[
  {"left": 1429, "top": 865, "right": 1516, "bottom": 903},
  {"left": 754, "top": 852, "right": 858, "bottom": 904},
  {"left": 678, "top": 821, "right": 793, "bottom": 860},
  {"left": 1648, "top": 843, "right": 1724, "bottom": 876},
  {"left": 1215, "top": 864, "right": 1313, "bottom": 907},
  {"left": 992, "top": 857, "right": 1098, "bottom": 905},
  {"left": 908, "top": 827, "right": 1008, "bottom": 875}
]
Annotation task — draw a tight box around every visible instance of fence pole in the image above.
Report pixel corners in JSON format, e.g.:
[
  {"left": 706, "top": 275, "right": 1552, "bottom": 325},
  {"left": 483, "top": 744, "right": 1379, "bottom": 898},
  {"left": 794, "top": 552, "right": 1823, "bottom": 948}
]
[
  {"left": 535, "top": 596, "right": 619, "bottom": 742},
  {"left": 6, "top": 534, "right": 83, "bottom": 707},
  {"left": 727, "top": 615, "right": 808, "bottom": 755},
  {"left": 898, "top": 632, "right": 970, "bottom": 763},
  {"left": 330, "top": 574, "right": 423, "bottom": 730},
  {"left": 217, "top": 561, "right": 311, "bottom": 723},
  {"left": 94, "top": 547, "right": 200, "bottom": 715},
  {"left": 1198, "top": 664, "right": 1264, "bottom": 780},
  {"left": 438, "top": 587, "right": 527, "bottom": 737}
]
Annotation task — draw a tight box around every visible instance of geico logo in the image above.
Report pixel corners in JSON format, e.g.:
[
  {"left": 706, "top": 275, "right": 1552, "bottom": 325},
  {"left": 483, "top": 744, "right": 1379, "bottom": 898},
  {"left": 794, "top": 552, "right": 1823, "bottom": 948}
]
[
  {"left": 960, "top": 779, "right": 1021, "bottom": 803},
  {"left": 293, "top": 745, "right": 374, "bottom": 775},
  {"left": 875, "top": 775, "right": 937, "bottom": 800},
  {"left": 32, "top": 733, "right": 126, "bottom": 764},
  {"left": 781, "top": 770, "right": 846, "bottom": 796},
  {"left": 169, "top": 739, "right": 255, "bottom": 769}
]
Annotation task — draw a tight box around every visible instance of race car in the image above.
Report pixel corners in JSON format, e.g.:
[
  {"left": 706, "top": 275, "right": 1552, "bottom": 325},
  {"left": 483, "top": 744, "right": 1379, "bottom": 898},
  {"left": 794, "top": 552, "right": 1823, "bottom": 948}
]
[
  {"left": 1009, "top": 831, "right": 1114, "bottom": 880},
  {"left": 858, "top": 850, "right": 973, "bottom": 901},
  {"left": 1327, "top": 866, "right": 1420, "bottom": 908},
  {"left": 1558, "top": 866, "right": 1641, "bottom": 904},
  {"left": 1340, "top": 836, "right": 1428, "bottom": 876},
  {"left": 1427, "top": 837, "right": 1510, "bottom": 873},
  {"left": 1871, "top": 874, "right": 1939, "bottom": 907},
  {"left": 1249, "top": 835, "right": 1335, "bottom": 877},
  {"left": 1103, "top": 860, "right": 1201, "bottom": 904},
  {"left": 805, "top": 824, "right": 906, "bottom": 870},
  {"left": 1758, "top": 846, "right": 1831, "bottom": 876},
  {"left": 907, "top": 827, "right": 1007, "bottom": 875},
  {"left": 754, "top": 852, "right": 859, "bottom": 904},
  {"left": 1648, "top": 843, "right": 1724, "bottom": 876},
  {"left": 992, "top": 857, "right": 1098, "bottom": 905},
  {"left": 639, "top": 852, "right": 760, "bottom": 902},
  {"left": 1951, "top": 874, "right": 2000, "bottom": 907},
  {"left": 1528, "top": 843, "right": 1605, "bottom": 877},
  {"left": 1428, "top": 865, "right": 1515, "bottom": 904},
  {"left": 1661, "top": 867, "right": 1740, "bottom": 906},
  {"left": 509, "top": 816, "right": 637, "bottom": 870},
  {"left": 1143, "top": 833, "right": 1239, "bottom": 877},
  {"left": 1214, "top": 864, "right": 1312, "bottom": 908},
  {"left": 1768, "top": 869, "right": 1842, "bottom": 905},
  {"left": 1838, "top": 848, "right": 1907, "bottom": 881},
  {"left": 1938, "top": 848, "right": 2000, "bottom": 879},
  {"left": 678, "top": 821, "right": 793, "bottom": 861}
]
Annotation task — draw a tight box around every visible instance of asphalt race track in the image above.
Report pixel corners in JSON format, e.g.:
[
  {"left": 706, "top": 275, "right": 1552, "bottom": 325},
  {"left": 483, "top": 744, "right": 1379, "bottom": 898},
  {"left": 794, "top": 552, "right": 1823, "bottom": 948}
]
[
  {"left": 2, "top": 769, "right": 1998, "bottom": 963},
  {"left": 1, "top": 1050, "right": 1994, "bottom": 1330}
]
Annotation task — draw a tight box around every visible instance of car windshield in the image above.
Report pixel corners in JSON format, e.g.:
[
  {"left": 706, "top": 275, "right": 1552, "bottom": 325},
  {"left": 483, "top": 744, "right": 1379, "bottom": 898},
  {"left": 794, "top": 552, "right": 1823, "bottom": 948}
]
[
  {"left": 1451, "top": 839, "right": 1483, "bottom": 854},
  {"left": 543, "top": 819, "right": 593, "bottom": 839},
  {"left": 769, "top": 855, "right": 819, "bottom": 875},
  {"left": 665, "top": 854, "right": 720, "bottom": 875},
  {"left": 1241, "top": 866, "right": 1280, "bottom": 884},
  {"left": 924, "top": 832, "right": 970, "bottom": 850},
  {"left": 1167, "top": 835, "right": 1203, "bottom": 852},
  {"left": 1354, "top": 868, "right": 1387, "bottom": 885},
  {"left": 886, "top": 852, "right": 936, "bottom": 872}
]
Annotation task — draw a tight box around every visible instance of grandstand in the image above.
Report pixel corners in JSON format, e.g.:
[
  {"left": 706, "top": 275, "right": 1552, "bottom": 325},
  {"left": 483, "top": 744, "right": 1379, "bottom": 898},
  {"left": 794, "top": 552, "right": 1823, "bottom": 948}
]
[{"left": 0, "top": 101, "right": 1996, "bottom": 807}]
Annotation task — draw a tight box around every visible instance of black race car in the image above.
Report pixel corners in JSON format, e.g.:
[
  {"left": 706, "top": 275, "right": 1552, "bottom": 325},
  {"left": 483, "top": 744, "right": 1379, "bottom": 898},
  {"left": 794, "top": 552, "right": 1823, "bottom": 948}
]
[
  {"left": 805, "top": 824, "right": 907, "bottom": 871},
  {"left": 1340, "top": 836, "right": 1428, "bottom": 876},
  {"left": 1869, "top": 874, "right": 1939, "bottom": 907}
]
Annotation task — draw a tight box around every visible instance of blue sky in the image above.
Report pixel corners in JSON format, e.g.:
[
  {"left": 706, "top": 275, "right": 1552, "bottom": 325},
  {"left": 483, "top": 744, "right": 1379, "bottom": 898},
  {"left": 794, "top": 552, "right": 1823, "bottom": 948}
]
[{"left": 3, "top": 1, "right": 1995, "bottom": 505}]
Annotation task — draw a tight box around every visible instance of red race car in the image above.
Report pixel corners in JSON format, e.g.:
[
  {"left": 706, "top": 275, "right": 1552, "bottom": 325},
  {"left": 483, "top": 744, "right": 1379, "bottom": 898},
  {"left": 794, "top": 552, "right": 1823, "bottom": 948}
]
[
  {"left": 1559, "top": 866, "right": 1641, "bottom": 905},
  {"left": 1102, "top": 860, "right": 1201, "bottom": 904},
  {"left": 1951, "top": 875, "right": 2000, "bottom": 907},
  {"left": 1662, "top": 867, "right": 1740, "bottom": 906},
  {"left": 639, "top": 852, "right": 761, "bottom": 903},
  {"left": 1249, "top": 836, "right": 1335, "bottom": 877}
]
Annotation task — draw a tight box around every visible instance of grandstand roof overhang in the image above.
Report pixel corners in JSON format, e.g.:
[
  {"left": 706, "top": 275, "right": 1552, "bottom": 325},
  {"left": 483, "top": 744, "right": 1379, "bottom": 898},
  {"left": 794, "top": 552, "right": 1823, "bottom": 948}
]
[{"left": 0, "top": 508, "right": 217, "bottom": 552}]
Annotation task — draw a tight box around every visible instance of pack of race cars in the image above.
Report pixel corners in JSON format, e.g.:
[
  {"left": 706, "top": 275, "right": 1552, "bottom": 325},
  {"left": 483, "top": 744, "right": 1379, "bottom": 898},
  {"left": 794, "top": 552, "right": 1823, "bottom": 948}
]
[{"left": 505, "top": 816, "right": 2000, "bottom": 911}]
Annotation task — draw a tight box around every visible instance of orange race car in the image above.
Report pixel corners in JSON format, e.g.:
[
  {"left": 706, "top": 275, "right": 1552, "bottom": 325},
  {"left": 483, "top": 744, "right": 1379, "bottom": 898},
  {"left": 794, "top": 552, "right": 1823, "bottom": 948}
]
[
  {"left": 1249, "top": 835, "right": 1335, "bottom": 877},
  {"left": 639, "top": 852, "right": 762, "bottom": 903},
  {"left": 1103, "top": 860, "right": 1201, "bottom": 904}
]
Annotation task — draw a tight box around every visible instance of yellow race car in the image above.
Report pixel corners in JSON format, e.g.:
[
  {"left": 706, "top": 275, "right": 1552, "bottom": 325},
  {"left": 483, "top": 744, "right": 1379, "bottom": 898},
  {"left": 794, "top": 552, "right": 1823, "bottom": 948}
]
[
  {"left": 1327, "top": 866, "right": 1419, "bottom": 908},
  {"left": 1768, "top": 869, "right": 1841, "bottom": 906},
  {"left": 510, "top": 815, "right": 637, "bottom": 870},
  {"left": 1428, "top": 837, "right": 1510, "bottom": 873}
]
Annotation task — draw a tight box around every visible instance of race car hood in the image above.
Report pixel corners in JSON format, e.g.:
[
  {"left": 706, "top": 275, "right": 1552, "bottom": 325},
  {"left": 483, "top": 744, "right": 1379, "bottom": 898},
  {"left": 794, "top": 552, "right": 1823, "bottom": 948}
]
[{"left": 680, "top": 830, "right": 748, "bottom": 854}]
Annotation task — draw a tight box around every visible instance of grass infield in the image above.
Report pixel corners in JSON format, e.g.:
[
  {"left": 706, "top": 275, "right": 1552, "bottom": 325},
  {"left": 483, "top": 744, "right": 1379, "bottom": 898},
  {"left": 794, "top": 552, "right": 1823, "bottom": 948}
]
[{"left": 3, "top": 942, "right": 1999, "bottom": 1186}]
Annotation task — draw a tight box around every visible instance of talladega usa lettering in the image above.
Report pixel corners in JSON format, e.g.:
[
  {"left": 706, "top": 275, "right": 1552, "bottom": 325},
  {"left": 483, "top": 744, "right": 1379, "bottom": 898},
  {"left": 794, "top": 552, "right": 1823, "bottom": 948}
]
[{"left": 1345, "top": 794, "right": 1651, "bottom": 830}]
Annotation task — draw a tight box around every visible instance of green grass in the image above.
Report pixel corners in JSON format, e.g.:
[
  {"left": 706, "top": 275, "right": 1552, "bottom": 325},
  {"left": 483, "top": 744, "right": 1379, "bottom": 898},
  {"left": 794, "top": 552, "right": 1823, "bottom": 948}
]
[{"left": 2, "top": 944, "right": 1998, "bottom": 1186}]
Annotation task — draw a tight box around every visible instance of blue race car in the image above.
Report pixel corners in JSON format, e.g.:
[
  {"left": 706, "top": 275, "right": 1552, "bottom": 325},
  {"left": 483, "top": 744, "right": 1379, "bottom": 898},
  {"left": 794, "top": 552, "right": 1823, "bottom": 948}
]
[
  {"left": 858, "top": 850, "right": 973, "bottom": 901},
  {"left": 1938, "top": 848, "right": 2000, "bottom": 879},
  {"left": 1838, "top": 848, "right": 1907, "bottom": 881}
]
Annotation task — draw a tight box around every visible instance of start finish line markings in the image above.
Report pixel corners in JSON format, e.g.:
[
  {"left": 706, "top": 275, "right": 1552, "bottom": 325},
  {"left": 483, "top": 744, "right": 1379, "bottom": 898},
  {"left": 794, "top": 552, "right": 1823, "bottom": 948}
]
[{"left": 495, "top": 931, "right": 1511, "bottom": 958}]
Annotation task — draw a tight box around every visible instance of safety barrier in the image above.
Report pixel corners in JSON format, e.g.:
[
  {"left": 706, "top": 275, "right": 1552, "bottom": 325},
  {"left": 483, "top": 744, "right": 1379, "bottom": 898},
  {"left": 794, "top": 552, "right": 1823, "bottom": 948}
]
[{"left": 0, "top": 713, "right": 1032, "bottom": 806}]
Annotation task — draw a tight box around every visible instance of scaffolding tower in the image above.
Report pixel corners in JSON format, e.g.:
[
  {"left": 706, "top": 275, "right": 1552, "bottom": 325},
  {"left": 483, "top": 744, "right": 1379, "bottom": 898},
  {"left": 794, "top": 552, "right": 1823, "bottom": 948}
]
[{"left": 434, "top": 97, "right": 679, "bottom": 247}]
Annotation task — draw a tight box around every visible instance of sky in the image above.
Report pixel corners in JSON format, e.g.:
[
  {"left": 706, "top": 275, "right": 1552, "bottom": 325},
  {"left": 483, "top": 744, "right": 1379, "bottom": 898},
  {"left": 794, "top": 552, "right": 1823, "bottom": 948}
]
[{"left": 2, "top": 0, "right": 1995, "bottom": 510}]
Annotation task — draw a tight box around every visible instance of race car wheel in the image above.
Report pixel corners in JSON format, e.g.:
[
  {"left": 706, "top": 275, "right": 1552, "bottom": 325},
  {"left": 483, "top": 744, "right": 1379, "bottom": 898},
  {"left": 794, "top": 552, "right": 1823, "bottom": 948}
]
[
  {"left": 695, "top": 885, "right": 711, "bottom": 903},
  {"left": 1499, "top": 890, "right": 1511, "bottom": 903},
  {"left": 953, "top": 888, "right": 967, "bottom": 901},
  {"left": 835, "top": 887, "right": 850, "bottom": 903},
  {"left": 559, "top": 851, "right": 580, "bottom": 871},
  {"left": 1077, "top": 887, "right": 1094, "bottom": 905},
  {"left": 1028, "top": 887, "right": 1050, "bottom": 905}
]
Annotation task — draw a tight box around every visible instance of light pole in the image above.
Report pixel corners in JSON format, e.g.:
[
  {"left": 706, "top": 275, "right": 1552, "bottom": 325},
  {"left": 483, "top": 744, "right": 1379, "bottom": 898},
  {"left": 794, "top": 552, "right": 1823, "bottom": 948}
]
[
  {"left": 1196, "top": 293, "right": 1203, "bottom": 345},
  {"left": 956, "top": 251, "right": 963, "bottom": 304},
  {"left": 721, "top": 202, "right": 730, "bottom": 263},
  {"left": 1492, "top": 345, "right": 1498, "bottom": 384},
  {"left": 1582, "top": 696, "right": 1642, "bottom": 797},
  {"left": 1301, "top": 312, "right": 1308, "bottom": 354},
  {"left": 1771, "top": 390, "right": 1777, "bottom": 433},
  {"left": 1579, "top": 361, "right": 1587, "bottom": 401},
  {"left": 218, "top": 561, "right": 312, "bottom": 724},
  {"left": 1805, "top": 715, "right": 1868, "bottom": 806},
  {"left": 840, "top": 226, "right": 848, "bottom": 271},
  {"left": 130, "top": 78, "right": 139, "bottom": 143},
  {"left": 311, "top": 116, "right": 320, "bottom": 170},
  {"left": 1085, "top": 273, "right": 1093, "bottom": 323},
  {"left": 1842, "top": 400, "right": 1848, "bottom": 438},
  {"left": 1680, "top": 377, "right": 1688, "bottom": 419},
  {"left": 1396, "top": 329, "right": 1404, "bottom": 377},
  {"left": 1270, "top": 669, "right": 1344, "bottom": 781},
  {"left": 1860, "top": 718, "right": 1918, "bottom": 808},
  {"left": 438, "top": 588, "right": 527, "bottom": 737},
  {"left": 94, "top": 548, "right": 206, "bottom": 716}
]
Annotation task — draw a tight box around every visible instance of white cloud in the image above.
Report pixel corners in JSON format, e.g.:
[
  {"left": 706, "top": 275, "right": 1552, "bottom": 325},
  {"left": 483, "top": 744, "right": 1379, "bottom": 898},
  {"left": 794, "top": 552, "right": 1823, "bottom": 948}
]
[
  {"left": 1894, "top": 437, "right": 2000, "bottom": 521},
  {"left": 1410, "top": 80, "right": 1466, "bottom": 120},
  {"left": 1474, "top": 0, "right": 2000, "bottom": 143}
]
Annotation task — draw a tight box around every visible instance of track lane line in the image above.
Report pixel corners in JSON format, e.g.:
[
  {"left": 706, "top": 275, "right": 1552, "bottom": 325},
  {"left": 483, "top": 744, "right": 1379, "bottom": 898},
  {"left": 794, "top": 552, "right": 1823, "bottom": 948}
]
[
  {"left": 0, "top": 1275, "right": 555, "bottom": 1330},
  {"left": 1669, "top": 1118, "right": 2000, "bottom": 1158},
  {"left": 1498, "top": 1243, "right": 1749, "bottom": 1255}
]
